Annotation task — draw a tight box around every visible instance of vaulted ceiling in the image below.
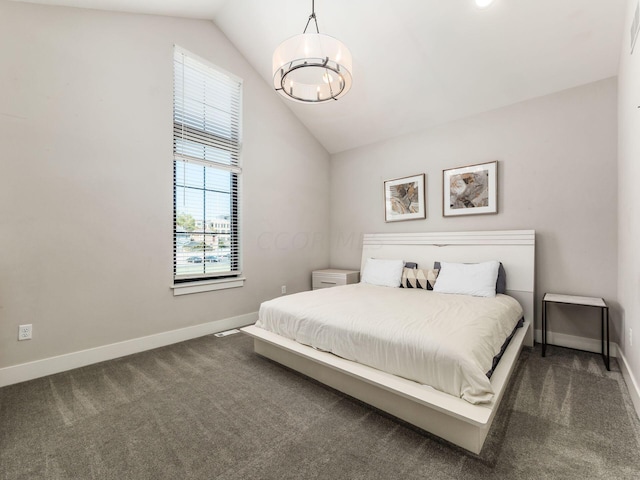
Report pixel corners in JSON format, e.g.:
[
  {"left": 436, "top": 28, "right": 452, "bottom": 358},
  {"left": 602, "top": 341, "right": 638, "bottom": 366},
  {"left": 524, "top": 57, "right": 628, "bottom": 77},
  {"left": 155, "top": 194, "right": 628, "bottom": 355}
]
[{"left": 13, "top": 0, "right": 627, "bottom": 153}]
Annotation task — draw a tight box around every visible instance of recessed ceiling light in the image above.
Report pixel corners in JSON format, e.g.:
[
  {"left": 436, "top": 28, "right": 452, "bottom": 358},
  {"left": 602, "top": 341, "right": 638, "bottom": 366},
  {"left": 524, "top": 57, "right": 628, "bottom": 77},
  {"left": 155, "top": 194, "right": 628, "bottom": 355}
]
[{"left": 475, "top": 0, "right": 495, "bottom": 8}]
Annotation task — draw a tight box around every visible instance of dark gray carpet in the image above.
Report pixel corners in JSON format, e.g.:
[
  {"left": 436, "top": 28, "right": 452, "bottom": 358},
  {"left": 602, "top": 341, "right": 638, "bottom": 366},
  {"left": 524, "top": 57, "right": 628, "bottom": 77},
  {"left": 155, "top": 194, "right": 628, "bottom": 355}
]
[{"left": 1, "top": 333, "right": 639, "bottom": 480}]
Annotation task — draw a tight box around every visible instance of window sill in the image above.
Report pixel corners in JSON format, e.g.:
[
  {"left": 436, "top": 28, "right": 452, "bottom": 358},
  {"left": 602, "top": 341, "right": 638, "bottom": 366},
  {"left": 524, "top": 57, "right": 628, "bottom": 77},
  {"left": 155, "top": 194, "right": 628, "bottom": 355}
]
[{"left": 172, "top": 277, "right": 246, "bottom": 296}]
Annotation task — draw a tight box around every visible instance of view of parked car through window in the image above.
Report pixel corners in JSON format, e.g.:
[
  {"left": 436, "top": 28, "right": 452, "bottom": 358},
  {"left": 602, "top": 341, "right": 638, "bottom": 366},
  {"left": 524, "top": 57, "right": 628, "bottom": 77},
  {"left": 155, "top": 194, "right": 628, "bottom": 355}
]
[{"left": 175, "top": 212, "right": 232, "bottom": 276}]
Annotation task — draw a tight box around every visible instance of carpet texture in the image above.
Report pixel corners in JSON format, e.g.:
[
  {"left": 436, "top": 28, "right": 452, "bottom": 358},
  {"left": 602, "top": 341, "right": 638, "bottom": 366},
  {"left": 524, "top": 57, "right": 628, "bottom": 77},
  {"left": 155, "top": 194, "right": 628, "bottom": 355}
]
[{"left": 1, "top": 333, "right": 639, "bottom": 480}]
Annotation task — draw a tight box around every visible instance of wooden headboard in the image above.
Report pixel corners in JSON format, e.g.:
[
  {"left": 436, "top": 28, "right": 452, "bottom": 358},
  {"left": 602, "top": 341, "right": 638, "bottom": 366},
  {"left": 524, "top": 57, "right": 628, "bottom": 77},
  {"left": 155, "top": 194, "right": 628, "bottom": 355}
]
[{"left": 361, "top": 230, "right": 536, "bottom": 347}]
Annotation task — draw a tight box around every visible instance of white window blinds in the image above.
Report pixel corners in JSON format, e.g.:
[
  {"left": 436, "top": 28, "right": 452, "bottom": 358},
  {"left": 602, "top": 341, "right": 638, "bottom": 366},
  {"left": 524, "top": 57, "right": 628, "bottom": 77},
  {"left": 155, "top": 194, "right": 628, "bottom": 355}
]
[{"left": 173, "top": 46, "right": 242, "bottom": 282}]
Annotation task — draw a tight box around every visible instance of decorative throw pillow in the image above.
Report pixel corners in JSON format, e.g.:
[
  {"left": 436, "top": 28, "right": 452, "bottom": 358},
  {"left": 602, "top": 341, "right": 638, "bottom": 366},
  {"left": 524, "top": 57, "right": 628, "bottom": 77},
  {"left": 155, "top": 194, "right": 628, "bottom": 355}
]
[{"left": 401, "top": 268, "right": 439, "bottom": 290}]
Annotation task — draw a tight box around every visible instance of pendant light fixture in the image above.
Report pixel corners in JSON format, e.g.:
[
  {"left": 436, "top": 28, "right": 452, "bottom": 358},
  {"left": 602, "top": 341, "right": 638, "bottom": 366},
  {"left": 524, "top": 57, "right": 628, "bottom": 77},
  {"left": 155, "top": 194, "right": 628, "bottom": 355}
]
[{"left": 272, "top": 0, "right": 353, "bottom": 103}]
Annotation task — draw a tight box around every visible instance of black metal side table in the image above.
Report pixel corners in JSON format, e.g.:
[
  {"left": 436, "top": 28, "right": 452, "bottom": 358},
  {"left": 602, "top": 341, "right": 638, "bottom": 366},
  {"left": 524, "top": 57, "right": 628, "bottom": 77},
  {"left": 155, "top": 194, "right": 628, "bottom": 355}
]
[{"left": 542, "top": 293, "right": 610, "bottom": 370}]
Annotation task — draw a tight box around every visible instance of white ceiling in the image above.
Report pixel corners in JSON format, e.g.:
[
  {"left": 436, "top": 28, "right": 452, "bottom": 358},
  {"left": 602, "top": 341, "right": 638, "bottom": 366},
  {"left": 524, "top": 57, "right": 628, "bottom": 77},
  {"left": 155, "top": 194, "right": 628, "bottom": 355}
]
[{"left": 13, "top": 0, "right": 628, "bottom": 153}]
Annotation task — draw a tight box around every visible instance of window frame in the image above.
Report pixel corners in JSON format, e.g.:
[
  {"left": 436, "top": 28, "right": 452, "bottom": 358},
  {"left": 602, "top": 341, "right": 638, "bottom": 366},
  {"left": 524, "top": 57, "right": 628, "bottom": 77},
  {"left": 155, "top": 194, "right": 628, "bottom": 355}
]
[{"left": 172, "top": 46, "right": 244, "bottom": 295}]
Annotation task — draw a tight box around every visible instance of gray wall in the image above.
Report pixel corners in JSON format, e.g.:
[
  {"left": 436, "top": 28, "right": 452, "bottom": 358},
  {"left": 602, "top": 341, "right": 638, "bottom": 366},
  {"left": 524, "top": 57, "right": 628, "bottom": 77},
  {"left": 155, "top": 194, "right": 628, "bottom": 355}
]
[
  {"left": 0, "top": 1, "right": 330, "bottom": 368},
  {"left": 330, "top": 78, "right": 619, "bottom": 342},
  {"left": 618, "top": 0, "right": 640, "bottom": 400},
  {"left": 0, "top": 0, "right": 626, "bottom": 378}
]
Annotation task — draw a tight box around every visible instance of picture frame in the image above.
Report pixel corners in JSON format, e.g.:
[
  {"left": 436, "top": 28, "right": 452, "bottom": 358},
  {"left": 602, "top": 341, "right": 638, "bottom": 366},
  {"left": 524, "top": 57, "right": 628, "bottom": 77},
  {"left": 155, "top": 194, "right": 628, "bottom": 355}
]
[
  {"left": 384, "top": 173, "right": 426, "bottom": 222},
  {"left": 443, "top": 161, "right": 497, "bottom": 217}
]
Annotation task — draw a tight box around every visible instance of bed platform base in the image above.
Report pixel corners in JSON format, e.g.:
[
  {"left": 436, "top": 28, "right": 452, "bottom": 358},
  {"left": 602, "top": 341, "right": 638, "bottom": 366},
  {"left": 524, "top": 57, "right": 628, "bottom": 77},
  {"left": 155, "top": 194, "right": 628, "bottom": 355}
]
[
  {"left": 243, "top": 230, "right": 535, "bottom": 454},
  {"left": 242, "top": 320, "right": 529, "bottom": 455}
]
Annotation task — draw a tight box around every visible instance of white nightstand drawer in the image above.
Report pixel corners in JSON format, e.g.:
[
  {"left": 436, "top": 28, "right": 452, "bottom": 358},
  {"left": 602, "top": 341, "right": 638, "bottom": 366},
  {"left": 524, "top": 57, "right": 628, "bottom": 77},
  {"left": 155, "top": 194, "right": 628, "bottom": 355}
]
[{"left": 312, "top": 269, "right": 360, "bottom": 290}]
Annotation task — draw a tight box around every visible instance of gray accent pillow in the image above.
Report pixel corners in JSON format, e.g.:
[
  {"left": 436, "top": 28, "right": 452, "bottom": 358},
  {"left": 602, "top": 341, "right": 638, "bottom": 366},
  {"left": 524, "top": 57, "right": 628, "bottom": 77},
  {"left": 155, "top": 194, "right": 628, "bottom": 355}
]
[{"left": 433, "top": 261, "right": 507, "bottom": 294}]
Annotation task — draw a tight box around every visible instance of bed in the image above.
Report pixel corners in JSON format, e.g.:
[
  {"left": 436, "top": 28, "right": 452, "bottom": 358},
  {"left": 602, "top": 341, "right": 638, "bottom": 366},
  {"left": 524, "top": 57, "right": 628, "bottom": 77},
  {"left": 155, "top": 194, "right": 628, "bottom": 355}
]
[{"left": 242, "top": 230, "right": 535, "bottom": 454}]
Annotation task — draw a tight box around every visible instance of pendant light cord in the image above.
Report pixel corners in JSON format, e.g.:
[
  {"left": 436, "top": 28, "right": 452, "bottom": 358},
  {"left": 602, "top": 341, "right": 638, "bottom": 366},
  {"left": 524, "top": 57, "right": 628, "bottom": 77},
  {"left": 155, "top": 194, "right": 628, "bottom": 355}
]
[{"left": 303, "top": 0, "right": 320, "bottom": 33}]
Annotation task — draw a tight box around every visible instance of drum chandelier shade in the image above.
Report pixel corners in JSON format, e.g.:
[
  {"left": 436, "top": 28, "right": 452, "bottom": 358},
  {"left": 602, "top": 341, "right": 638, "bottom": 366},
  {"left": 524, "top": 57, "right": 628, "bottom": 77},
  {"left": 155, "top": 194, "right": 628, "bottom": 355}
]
[{"left": 272, "top": 1, "right": 353, "bottom": 103}]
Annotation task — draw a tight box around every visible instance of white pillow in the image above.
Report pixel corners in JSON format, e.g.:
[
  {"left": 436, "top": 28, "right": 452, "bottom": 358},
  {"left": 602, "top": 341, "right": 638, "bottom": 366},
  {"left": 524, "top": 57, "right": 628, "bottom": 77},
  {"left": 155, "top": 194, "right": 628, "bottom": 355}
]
[
  {"left": 432, "top": 261, "right": 500, "bottom": 297},
  {"left": 361, "top": 258, "right": 404, "bottom": 288}
]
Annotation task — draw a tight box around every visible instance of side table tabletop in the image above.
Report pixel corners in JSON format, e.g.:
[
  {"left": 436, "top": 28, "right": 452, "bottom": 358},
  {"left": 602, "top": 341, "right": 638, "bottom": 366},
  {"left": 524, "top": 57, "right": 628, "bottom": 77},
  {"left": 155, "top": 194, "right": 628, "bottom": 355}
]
[{"left": 542, "top": 293, "right": 609, "bottom": 370}]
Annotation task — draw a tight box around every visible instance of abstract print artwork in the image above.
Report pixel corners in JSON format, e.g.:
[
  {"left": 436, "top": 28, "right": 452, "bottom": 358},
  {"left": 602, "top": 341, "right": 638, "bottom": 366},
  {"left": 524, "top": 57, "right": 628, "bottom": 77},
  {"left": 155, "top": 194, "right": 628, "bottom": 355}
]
[
  {"left": 384, "top": 174, "right": 426, "bottom": 222},
  {"left": 443, "top": 161, "right": 497, "bottom": 217}
]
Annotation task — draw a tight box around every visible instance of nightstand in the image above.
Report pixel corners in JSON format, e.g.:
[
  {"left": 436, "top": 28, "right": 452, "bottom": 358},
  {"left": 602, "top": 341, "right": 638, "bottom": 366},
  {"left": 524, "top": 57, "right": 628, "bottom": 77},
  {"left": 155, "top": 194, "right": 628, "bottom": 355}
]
[
  {"left": 542, "top": 293, "right": 610, "bottom": 370},
  {"left": 312, "top": 269, "right": 360, "bottom": 290}
]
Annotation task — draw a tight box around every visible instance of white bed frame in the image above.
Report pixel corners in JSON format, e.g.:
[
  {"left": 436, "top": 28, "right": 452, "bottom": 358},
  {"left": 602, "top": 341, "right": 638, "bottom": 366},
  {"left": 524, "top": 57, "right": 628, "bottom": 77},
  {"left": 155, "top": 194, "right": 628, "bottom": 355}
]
[{"left": 242, "top": 230, "right": 535, "bottom": 454}]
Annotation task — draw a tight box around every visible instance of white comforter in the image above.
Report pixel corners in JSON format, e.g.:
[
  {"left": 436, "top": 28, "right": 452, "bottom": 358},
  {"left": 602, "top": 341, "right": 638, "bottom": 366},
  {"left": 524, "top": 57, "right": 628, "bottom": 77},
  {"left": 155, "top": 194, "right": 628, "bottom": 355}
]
[{"left": 255, "top": 283, "right": 523, "bottom": 404}]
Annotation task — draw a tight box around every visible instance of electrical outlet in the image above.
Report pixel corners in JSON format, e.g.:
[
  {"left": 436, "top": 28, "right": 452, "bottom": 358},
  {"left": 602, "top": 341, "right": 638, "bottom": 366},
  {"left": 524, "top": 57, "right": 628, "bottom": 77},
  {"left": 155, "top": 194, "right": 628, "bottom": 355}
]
[
  {"left": 281, "top": 285, "right": 286, "bottom": 294},
  {"left": 18, "top": 324, "right": 32, "bottom": 341},
  {"left": 630, "top": 328, "right": 633, "bottom": 347}
]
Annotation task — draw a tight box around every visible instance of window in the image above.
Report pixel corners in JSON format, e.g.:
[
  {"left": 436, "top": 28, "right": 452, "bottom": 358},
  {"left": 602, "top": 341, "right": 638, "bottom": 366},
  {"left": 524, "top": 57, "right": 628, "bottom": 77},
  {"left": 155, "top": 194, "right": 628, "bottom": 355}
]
[{"left": 173, "top": 47, "right": 242, "bottom": 288}]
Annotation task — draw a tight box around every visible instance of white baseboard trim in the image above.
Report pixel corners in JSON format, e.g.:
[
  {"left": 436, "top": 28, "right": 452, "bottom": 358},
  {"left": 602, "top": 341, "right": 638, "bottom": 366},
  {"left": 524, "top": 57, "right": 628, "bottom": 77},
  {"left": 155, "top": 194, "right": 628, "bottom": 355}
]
[
  {"left": 0, "top": 312, "right": 258, "bottom": 388},
  {"left": 534, "top": 329, "right": 618, "bottom": 357},
  {"left": 617, "top": 348, "right": 640, "bottom": 419}
]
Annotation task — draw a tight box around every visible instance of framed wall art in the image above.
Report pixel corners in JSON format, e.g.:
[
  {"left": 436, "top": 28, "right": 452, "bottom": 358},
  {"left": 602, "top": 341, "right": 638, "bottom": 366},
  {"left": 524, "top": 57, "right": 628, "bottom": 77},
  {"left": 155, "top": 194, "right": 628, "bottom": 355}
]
[
  {"left": 443, "top": 161, "right": 497, "bottom": 217},
  {"left": 384, "top": 174, "right": 426, "bottom": 222}
]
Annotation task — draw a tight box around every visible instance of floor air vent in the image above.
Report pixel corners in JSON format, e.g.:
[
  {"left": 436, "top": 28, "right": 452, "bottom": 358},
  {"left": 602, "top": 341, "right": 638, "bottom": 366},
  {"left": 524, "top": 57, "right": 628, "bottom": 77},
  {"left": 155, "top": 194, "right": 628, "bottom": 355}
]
[{"left": 214, "top": 329, "right": 241, "bottom": 337}]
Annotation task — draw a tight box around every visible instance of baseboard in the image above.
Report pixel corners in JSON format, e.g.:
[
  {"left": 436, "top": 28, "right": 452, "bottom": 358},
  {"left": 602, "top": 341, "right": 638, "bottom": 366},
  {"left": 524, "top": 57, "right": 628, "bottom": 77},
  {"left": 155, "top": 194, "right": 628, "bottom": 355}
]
[
  {"left": 617, "top": 348, "right": 640, "bottom": 419},
  {"left": 534, "top": 329, "right": 618, "bottom": 357},
  {"left": 0, "top": 312, "right": 258, "bottom": 388}
]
